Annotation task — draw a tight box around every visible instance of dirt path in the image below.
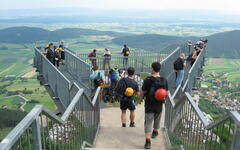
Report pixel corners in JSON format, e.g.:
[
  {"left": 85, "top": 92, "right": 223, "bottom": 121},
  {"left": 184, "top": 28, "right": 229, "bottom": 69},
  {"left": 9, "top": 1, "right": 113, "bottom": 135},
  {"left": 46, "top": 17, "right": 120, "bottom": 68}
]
[
  {"left": 22, "top": 69, "right": 37, "bottom": 78},
  {"left": 208, "top": 58, "right": 225, "bottom": 65},
  {"left": 4, "top": 95, "right": 29, "bottom": 111}
]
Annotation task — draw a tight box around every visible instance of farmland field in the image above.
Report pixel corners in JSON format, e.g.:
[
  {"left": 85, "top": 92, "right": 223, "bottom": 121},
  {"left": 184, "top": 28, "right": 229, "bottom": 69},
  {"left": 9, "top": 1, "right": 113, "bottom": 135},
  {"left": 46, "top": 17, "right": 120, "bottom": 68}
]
[
  {"left": 204, "top": 58, "right": 240, "bottom": 82},
  {"left": 0, "top": 78, "right": 55, "bottom": 110},
  {"left": 0, "top": 96, "right": 25, "bottom": 110}
]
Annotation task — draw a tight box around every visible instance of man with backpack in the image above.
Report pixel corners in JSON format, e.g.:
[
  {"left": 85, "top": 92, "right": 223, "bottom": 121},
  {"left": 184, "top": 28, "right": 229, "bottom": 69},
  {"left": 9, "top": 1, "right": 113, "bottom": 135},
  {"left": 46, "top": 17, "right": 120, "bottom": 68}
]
[
  {"left": 122, "top": 45, "right": 130, "bottom": 69},
  {"left": 140, "top": 62, "right": 168, "bottom": 149},
  {"left": 115, "top": 67, "right": 140, "bottom": 128},
  {"left": 88, "top": 49, "right": 97, "bottom": 67},
  {"left": 90, "top": 66, "right": 105, "bottom": 92},
  {"left": 174, "top": 53, "right": 186, "bottom": 87}
]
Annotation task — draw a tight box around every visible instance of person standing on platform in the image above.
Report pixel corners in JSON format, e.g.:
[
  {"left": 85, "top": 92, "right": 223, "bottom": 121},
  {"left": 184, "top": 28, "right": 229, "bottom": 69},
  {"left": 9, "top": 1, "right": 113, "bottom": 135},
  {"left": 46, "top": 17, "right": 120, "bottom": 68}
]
[
  {"left": 88, "top": 49, "right": 97, "bottom": 67},
  {"left": 122, "top": 45, "right": 130, "bottom": 69},
  {"left": 103, "top": 48, "right": 111, "bottom": 71}
]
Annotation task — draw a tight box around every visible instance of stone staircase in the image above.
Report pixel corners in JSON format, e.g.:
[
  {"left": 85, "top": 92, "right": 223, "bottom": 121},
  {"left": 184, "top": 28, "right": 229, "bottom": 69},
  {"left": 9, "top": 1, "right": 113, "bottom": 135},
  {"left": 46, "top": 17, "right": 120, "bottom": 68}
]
[{"left": 86, "top": 104, "right": 168, "bottom": 150}]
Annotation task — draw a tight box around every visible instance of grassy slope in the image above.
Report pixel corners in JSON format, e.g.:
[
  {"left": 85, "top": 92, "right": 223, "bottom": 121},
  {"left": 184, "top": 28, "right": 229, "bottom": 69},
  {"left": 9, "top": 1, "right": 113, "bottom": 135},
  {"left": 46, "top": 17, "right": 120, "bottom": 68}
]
[{"left": 0, "top": 96, "right": 25, "bottom": 110}]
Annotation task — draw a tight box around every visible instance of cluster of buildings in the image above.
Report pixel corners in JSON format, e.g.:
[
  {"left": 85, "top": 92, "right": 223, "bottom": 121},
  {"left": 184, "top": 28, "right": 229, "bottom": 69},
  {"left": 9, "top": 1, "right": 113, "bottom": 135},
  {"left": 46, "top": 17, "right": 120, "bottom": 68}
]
[{"left": 198, "top": 72, "right": 240, "bottom": 111}]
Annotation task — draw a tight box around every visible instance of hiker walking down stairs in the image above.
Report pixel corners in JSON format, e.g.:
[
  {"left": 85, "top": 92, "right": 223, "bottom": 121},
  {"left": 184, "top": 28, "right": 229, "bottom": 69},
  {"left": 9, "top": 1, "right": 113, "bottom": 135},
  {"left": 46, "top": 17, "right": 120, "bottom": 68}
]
[
  {"left": 115, "top": 67, "right": 140, "bottom": 127},
  {"left": 140, "top": 62, "right": 169, "bottom": 149}
]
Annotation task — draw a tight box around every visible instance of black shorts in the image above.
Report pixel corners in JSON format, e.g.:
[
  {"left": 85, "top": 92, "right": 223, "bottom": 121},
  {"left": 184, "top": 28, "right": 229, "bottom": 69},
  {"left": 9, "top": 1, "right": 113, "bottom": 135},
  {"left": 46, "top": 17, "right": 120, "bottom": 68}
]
[
  {"left": 120, "top": 98, "right": 136, "bottom": 110},
  {"left": 61, "top": 51, "right": 65, "bottom": 60}
]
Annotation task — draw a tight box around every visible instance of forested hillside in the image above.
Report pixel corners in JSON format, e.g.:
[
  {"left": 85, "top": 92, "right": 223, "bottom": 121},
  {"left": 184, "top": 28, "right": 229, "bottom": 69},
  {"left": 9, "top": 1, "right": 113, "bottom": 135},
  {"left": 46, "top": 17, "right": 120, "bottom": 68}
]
[
  {"left": 0, "top": 26, "right": 239, "bottom": 58},
  {"left": 206, "top": 30, "right": 240, "bottom": 58},
  {"left": 113, "top": 30, "right": 240, "bottom": 58},
  {"left": 0, "top": 27, "right": 128, "bottom": 44}
]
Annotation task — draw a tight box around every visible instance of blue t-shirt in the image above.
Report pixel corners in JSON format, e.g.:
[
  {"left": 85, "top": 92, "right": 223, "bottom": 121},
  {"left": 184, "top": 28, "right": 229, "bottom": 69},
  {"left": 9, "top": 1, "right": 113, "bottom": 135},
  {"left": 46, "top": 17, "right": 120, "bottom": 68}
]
[
  {"left": 90, "top": 71, "right": 104, "bottom": 81},
  {"left": 89, "top": 71, "right": 104, "bottom": 89}
]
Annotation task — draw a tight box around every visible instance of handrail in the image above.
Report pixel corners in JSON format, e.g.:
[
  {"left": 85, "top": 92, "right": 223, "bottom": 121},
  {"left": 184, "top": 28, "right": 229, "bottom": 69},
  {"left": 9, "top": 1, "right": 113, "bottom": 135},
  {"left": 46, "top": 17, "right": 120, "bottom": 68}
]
[
  {"left": 166, "top": 51, "right": 240, "bottom": 128},
  {"left": 1, "top": 44, "right": 239, "bottom": 150},
  {"left": 0, "top": 105, "right": 45, "bottom": 150},
  {"left": 66, "top": 49, "right": 92, "bottom": 67},
  {"left": 164, "top": 48, "right": 240, "bottom": 150},
  {"left": 35, "top": 48, "right": 71, "bottom": 84},
  {"left": 160, "top": 46, "right": 180, "bottom": 65},
  {"left": 0, "top": 47, "right": 101, "bottom": 150},
  {"left": 0, "top": 87, "right": 94, "bottom": 150}
]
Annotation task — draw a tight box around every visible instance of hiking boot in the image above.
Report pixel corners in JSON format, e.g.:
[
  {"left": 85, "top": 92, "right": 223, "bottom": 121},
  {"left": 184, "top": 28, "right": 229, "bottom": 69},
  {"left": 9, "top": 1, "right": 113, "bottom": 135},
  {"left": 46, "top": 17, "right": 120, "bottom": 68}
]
[
  {"left": 122, "top": 123, "right": 126, "bottom": 127},
  {"left": 129, "top": 122, "right": 136, "bottom": 127},
  {"left": 152, "top": 131, "right": 159, "bottom": 139},
  {"left": 144, "top": 139, "right": 151, "bottom": 149}
]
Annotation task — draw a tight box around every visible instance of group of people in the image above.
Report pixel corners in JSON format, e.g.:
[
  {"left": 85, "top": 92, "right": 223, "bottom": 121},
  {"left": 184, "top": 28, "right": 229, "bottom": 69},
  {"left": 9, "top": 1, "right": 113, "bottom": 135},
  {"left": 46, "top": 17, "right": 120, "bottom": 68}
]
[
  {"left": 174, "top": 39, "right": 208, "bottom": 87},
  {"left": 44, "top": 41, "right": 66, "bottom": 68},
  {"left": 89, "top": 39, "right": 208, "bottom": 149},
  {"left": 89, "top": 61, "right": 168, "bottom": 149},
  {"left": 89, "top": 63, "right": 125, "bottom": 101},
  {"left": 42, "top": 39, "right": 207, "bottom": 149},
  {"left": 88, "top": 44, "right": 131, "bottom": 71}
]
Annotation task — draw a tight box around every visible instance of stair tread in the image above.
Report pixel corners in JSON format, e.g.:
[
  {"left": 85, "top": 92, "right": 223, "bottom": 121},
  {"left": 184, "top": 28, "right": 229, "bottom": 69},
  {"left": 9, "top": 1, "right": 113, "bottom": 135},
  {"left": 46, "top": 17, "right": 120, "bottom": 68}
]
[{"left": 94, "top": 105, "right": 167, "bottom": 150}]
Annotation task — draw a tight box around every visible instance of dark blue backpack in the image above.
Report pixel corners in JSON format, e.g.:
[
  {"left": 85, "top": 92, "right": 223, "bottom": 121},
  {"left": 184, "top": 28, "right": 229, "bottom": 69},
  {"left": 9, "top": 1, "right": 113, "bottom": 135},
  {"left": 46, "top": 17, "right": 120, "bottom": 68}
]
[
  {"left": 110, "top": 71, "right": 117, "bottom": 80},
  {"left": 148, "top": 77, "right": 167, "bottom": 103}
]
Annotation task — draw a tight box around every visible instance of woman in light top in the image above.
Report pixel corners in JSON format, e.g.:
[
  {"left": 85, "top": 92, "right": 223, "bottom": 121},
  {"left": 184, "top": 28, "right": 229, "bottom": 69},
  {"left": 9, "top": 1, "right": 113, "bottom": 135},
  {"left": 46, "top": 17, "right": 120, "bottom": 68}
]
[{"left": 103, "top": 48, "right": 111, "bottom": 71}]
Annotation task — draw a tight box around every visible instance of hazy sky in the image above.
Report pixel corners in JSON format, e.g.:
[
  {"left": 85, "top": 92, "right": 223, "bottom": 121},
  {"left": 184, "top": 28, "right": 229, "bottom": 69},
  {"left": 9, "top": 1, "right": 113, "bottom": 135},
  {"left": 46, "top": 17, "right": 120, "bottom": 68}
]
[{"left": 1, "top": 0, "right": 240, "bottom": 12}]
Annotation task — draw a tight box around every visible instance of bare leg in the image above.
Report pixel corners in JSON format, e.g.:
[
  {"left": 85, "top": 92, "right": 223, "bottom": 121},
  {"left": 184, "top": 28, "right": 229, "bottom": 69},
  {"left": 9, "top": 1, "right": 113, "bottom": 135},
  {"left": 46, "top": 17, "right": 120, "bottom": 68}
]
[
  {"left": 121, "top": 110, "right": 127, "bottom": 124},
  {"left": 130, "top": 110, "right": 135, "bottom": 123},
  {"left": 145, "top": 132, "right": 151, "bottom": 139}
]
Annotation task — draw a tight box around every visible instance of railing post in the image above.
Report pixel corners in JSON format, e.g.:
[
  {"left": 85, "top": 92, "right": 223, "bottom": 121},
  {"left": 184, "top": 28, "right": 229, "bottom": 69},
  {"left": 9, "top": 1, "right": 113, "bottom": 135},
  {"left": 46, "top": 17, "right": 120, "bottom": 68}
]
[
  {"left": 231, "top": 124, "right": 240, "bottom": 150},
  {"left": 31, "top": 119, "right": 42, "bottom": 150}
]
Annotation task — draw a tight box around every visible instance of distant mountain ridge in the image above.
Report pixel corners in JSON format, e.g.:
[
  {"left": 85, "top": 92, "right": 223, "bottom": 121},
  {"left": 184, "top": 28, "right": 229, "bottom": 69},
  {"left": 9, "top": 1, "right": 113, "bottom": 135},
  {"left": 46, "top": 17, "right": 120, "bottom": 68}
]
[
  {"left": 206, "top": 30, "right": 240, "bottom": 58},
  {"left": 0, "top": 26, "right": 239, "bottom": 58},
  {"left": 113, "top": 30, "right": 240, "bottom": 58},
  {"left": 0, "top": 26, "right": 128, "bottom": 44}
]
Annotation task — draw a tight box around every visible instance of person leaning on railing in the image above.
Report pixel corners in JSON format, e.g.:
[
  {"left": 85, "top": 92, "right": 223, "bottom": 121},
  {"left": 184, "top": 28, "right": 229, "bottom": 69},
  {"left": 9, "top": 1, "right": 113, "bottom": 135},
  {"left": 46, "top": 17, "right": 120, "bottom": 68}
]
[
  {"left": 174, "top": 53, "right": 186, "bottom": 87},
  {"left": 89, "top": 65, "right": 105, "bottom": 97},
  {"left": 53, "top": 46, "right": 61, "bottom": 69},
  {"left": 46, "top": 43, "right": 54, "bottom": 64},
  {"left": 190, "top": 39, "right": 208, "bottom": 66},
  {"left": 59, "top": 41, "right": 66, "bottom": 65},
  {"left": 88, "top": 49, "right": 97, "bottom": 67}
]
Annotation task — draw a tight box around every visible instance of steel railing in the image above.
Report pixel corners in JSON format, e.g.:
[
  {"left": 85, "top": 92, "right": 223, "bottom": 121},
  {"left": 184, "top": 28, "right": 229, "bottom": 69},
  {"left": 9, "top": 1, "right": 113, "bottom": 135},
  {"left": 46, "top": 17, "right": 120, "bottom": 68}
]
[
  {"left": 64, "top": 50, "right": 92, "bottom": 95},
  {"left": 34, "top": 48, "right": 72, "bottom": 108},
  {"left": 163, "top": 48, "right": 240, "bottom": 150},
  {"left": 165, "top": 89, "right": 240, "bottom": 150},
  {"left": 1, "top": 43, "right": 239, "bottom": 150},
  {"left": 0, "top": 48, "right": 101, "bottom": 150},
  {"left": 77, "top": 51, "right": 168, "bottom": 74}
]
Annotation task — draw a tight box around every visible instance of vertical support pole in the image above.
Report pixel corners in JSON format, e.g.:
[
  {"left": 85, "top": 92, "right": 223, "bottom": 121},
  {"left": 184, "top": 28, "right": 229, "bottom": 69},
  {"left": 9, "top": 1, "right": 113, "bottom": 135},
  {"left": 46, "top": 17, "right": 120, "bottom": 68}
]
[
  {"left": 32, "top": 119, "right": 42, "bottom": 150},
  {"left": 231, "top": 124, "right": 240, "bottom": 150}
]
